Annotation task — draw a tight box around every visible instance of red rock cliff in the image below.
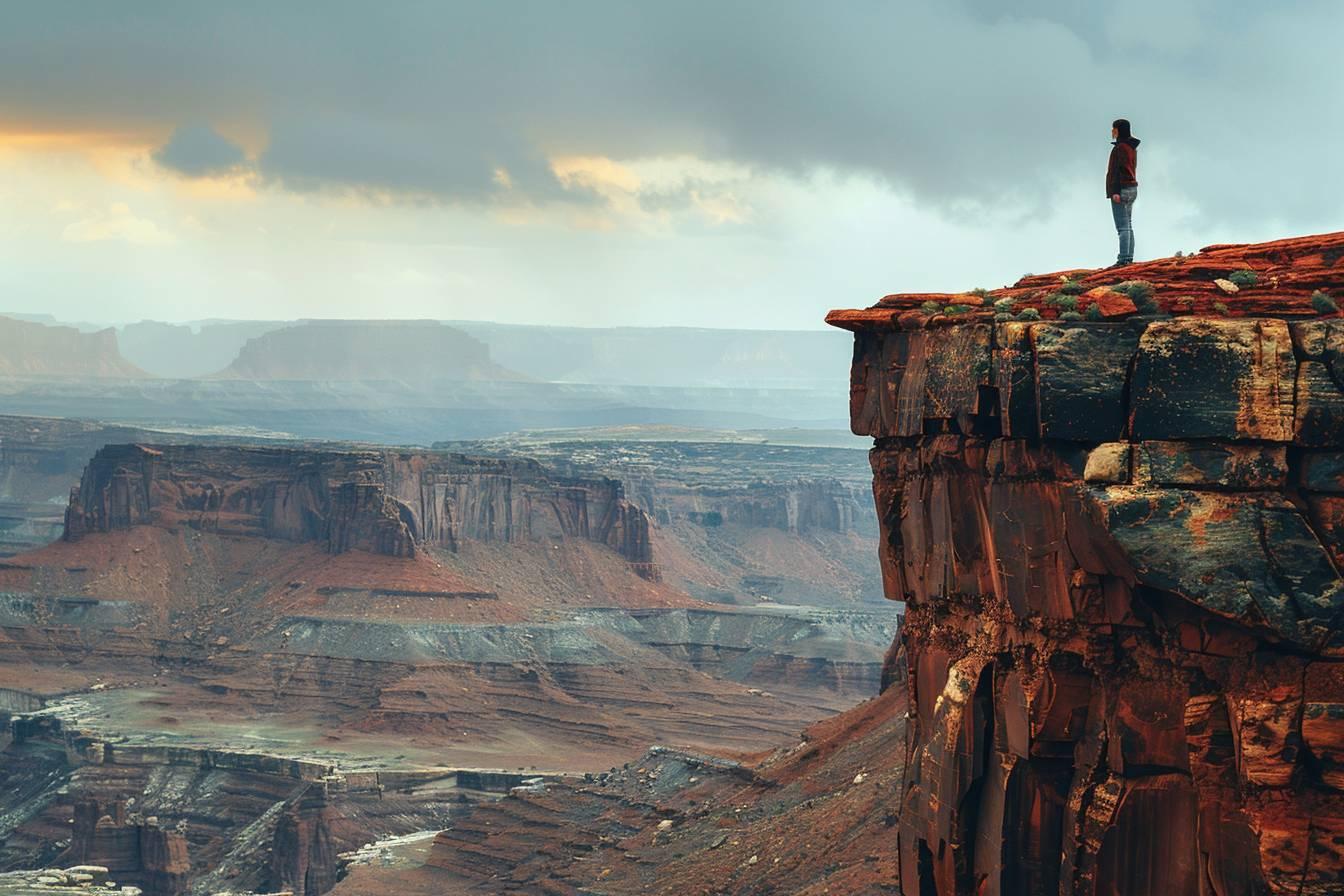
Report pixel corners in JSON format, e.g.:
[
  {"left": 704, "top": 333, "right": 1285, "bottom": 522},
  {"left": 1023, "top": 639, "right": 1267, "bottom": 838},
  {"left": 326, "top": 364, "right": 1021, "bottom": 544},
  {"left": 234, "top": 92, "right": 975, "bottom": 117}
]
[
  {"left": 828, "top": 232, "right": 1344, "bottom": 895},
  {"left": 63, "top": 444, "right": 657, "bottom": 578}
]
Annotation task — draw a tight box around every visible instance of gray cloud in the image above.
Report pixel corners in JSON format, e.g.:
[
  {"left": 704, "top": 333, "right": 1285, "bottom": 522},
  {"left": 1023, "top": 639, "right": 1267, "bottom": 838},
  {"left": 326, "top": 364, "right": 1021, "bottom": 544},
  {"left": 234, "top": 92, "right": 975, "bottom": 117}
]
[
  {"left": 3, "top": 1, "right": 1342, "bottom": 225},
  {"left": 257, "top": 116, "right": 579, "bottom": 203},
  {"left": 153, "top": 124, "right": 247, "bottom": 177}
]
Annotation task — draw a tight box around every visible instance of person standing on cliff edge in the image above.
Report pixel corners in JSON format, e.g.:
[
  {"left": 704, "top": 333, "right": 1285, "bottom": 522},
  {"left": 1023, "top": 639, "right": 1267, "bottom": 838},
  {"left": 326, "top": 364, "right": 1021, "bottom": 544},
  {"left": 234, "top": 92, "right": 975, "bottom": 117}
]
[{"left": 1107, "top": 118, "right": 1140, "bottom": 267}]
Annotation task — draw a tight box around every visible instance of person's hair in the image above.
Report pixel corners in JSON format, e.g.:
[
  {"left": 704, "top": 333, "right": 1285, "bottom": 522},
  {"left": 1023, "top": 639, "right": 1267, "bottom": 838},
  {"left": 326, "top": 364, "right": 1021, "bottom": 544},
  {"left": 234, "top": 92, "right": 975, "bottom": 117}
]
[{"left": 1112, "top": 118, "right": 1132, "bottom": 140}]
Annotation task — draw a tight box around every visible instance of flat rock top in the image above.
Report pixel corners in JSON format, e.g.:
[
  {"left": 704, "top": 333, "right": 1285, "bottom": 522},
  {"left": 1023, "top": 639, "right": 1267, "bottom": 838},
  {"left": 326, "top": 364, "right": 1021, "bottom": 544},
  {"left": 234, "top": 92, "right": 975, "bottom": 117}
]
[{"left": 828, "top": 230, "right": 1344, "bottom": 330}]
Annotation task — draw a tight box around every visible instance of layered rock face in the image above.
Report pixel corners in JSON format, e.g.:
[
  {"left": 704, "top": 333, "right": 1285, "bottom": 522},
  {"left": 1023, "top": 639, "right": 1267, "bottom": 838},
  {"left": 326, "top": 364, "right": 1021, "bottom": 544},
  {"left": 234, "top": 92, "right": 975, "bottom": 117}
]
[
  {"left": 829, "top": 233, "right": 1344, "bottom": 895},
  {"left": 646, "top": 478, "right": 871, "bottom": 536},
  {"left": 63, "top": 444, "right": 656, "bottom": 576},
  {"left": 66, "top": 799, "right": 189, "bottom": 896}
]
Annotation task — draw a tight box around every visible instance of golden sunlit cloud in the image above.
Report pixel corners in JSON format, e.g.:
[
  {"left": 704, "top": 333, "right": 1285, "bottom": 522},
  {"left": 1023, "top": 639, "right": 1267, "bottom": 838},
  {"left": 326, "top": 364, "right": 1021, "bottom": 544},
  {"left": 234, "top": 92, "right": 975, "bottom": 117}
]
[{"left": 551, "top": 155, "right": 642, "bottom": 194}]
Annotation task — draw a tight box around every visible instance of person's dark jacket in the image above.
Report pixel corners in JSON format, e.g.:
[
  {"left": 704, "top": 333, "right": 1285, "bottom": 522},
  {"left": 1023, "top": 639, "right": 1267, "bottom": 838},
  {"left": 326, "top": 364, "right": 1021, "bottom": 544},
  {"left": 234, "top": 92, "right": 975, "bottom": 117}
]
[{"left": 1106, "top": 137, "right": 1140, "bottom": 197}]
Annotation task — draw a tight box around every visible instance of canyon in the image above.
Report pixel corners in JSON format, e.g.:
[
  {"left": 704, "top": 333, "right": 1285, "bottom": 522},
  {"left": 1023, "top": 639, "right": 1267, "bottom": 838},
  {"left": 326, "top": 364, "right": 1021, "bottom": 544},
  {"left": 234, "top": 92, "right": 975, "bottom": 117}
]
[
  {"left": 343, "top": 231, "right": 1344, "bottom": 895},
  {"left": 0, "top": 419, "right": 890, "bottom": 895},
  {"left": 11, "top": 232, "right": 1343, "bottom": 894}
]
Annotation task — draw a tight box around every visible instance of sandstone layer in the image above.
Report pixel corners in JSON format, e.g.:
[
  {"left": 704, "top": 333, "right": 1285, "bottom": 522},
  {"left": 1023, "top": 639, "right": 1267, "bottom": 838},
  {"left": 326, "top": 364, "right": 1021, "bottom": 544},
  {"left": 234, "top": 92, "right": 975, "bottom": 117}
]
[
  {"left": 451, "top": 436, "right": 884, "bottom": 606},
  {"left": 63, "top": 444, "right": 657, "bottom": 577},
  {"left": 827, "top": 232, "right": 1344, "bottom": 894}
]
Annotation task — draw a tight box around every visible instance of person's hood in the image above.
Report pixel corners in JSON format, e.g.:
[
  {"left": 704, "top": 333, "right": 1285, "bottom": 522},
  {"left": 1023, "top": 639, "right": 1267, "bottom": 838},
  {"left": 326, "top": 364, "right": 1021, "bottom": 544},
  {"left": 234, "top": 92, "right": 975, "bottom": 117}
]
[{"left": 1113, "top": 136, "right": 1141, "bottom": 148}]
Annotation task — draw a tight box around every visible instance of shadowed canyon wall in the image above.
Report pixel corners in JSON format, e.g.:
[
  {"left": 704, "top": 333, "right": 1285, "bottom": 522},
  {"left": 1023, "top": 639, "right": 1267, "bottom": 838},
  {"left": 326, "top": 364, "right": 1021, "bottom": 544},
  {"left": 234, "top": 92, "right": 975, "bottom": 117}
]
[{"left": 830, "top": 233, "right": 1344, "bottom": 895}]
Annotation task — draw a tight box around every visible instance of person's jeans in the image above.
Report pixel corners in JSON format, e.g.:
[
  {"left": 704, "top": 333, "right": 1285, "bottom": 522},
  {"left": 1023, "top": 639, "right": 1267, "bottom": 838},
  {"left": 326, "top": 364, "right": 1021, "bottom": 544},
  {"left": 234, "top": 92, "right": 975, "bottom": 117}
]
[{"left": 1111, "top": 186, "right": 1137, "bottom": 264}]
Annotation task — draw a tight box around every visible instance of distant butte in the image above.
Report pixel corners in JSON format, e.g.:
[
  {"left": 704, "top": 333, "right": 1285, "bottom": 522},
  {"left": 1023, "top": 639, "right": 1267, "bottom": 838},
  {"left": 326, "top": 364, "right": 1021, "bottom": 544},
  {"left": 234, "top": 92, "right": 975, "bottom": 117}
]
[{"left": 0, "top": 315, "right": 147, "bottom": 378}]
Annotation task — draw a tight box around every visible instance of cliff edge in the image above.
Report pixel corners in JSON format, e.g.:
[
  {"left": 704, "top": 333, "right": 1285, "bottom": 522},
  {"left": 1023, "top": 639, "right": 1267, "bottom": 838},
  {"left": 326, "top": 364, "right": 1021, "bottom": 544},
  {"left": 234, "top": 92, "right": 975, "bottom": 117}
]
[{"left": 827, "top": 232, "right": 1344, "bottom": 894}]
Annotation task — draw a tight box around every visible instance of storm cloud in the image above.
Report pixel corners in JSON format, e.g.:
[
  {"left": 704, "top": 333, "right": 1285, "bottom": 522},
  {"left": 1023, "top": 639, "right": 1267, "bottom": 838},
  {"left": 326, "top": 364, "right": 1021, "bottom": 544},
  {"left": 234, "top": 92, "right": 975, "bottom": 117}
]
[
  {"left": 153, "top": 124, "right": 248, "bottom": 177},
  {"left": 3, "top": 1, "right": 1341, "bottom": 223}
]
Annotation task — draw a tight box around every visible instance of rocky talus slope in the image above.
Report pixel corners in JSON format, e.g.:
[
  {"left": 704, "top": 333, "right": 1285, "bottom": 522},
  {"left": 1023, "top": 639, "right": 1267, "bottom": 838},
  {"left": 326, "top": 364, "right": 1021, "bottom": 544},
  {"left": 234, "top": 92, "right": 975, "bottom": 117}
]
[{"left": 825, "top": 231, "right": 1344, "bottom": 894}]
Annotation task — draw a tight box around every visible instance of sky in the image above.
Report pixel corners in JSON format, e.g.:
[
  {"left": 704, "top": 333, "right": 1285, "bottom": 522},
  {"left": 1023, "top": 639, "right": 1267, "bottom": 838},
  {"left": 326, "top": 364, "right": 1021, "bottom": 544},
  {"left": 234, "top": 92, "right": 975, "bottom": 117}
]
[{"left": 1, "top": 1, "right": 1340, "bottom": 330}]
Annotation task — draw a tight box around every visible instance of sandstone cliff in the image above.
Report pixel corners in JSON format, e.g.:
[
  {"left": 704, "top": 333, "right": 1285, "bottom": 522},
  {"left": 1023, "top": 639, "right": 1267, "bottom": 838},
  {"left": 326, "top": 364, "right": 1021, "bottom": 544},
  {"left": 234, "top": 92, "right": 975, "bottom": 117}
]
[
  {"left": 826, "top": 231, "right": 1344, "bottom": 895},
  {"left": 0, "top": 317, "right": 146, "bottom": 378},
  {"left": 63, "top": 444, "right": 657, "bottom": 577}
]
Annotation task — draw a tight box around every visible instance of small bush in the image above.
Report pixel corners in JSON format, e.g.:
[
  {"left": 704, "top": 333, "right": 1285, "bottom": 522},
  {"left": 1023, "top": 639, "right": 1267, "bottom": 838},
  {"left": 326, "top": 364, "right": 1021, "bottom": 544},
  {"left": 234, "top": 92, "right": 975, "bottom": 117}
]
[
  {"left": 1016, "top": 307, "right": 1041, "bottom": 321},
  {"left": 1228, "top": 268, "right": 1258, "bottom": 288},
  {"left": 1058, "top": 277, "right": 1086, "bottom": 295},
  {"left": 1112, "top": 279, "right": 1153, "bottom": 301},
  {"left": 1213, "top": 301, "right": 1229, "bottom": 315},
  {"left": 1085, "top": 303, "right": 1104, "bottom": 321},
  {"left": 944, "top": 304, "right": 970, "bottom": 315},
  {"left": 1045, "top": 292, "right": 1079, "bottom": 311},
  {"left": 1312, "top": 290, "right": 1338, "bottom": 314},
  {"left": 920, "top": 300, "right": 942, "bottom": 314},
  {"left": 1114, "top": 280, "right": 1158, "bottom": 313},
  {"left": 992, "top": 297, "right": 1016, "bottom": 313},
  {"left": 968, "top": 287, "right": 991, "bottom": 298},
  {"left": 1059, "top": 310, "right": 1083, "bottom": 321},
  {"left": 994, "top": 312, "right": 1014, "bottom": 322}
]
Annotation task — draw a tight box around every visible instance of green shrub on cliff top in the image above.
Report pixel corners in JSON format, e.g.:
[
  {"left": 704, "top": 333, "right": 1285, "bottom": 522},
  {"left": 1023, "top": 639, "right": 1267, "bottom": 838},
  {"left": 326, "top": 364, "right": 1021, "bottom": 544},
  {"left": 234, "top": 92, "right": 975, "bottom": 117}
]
[
  {"left": 1057, "top": 275, "right": 1086, "bottom": 295},
  {"left": 943, "top": 304, "right": 970, "bottom": 315},
  {"left": 1113, "top": 280, "right": 1158, "bottom": 313},
  {"left": 1059, "top": 310, "right": 1083, "bottom": 321},
  {"left": 1045, "top": 292, "right": 1079, "bottom": 311},
  {"left": 992, "top": 297, "right": 1016, "bottom": 314},
  {"left": 968, "top": 287, "right": 991, "bottom": 298},
  {"left": 1312, "top": 290, "right": 1338, "bottom": 314},
  {"left": 1084, "top": 303, "right": 1104, "bottom": 321},
  {"left": 1016, "top": 307, "right": 1041, "bottom": 321},
  {"left": 1228, "top": 268, "right": 1258, "bottom": 288},
  {"left": 920, "top": 300, "right": 942, "bottom": 314}
]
